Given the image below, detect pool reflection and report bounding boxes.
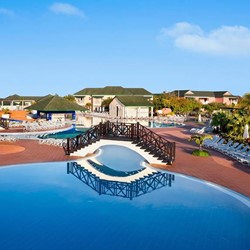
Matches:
[67,162,175,200]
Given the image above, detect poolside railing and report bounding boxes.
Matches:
[63,121,176,164]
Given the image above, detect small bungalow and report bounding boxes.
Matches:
[25,95,86,121]
[109,96,153,119]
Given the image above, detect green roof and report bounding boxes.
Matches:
[74,86,152,96]
[115,96,153,107]
[25,95,87,111]
[125,88,152,95]
[4,94,43,101]
[172,90,237,98]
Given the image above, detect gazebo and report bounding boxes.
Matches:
[25,95,86,121]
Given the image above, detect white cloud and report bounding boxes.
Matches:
[49,2,85,18]
[0,8,15,16]
[160,22,250,56]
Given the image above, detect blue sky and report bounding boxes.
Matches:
[0,0,250,97]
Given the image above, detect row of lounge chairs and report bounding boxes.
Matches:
[0,135,17,142]
[38,138,65,147]
[23,120,65,131]
[203,135,250,166]
[84,112,187,124]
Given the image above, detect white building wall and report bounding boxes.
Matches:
[109,98,150,118]
[109,98,124,117]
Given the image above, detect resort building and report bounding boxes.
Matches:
[0,94,43,110]
[171,90,239,105]
[109,96,153,119]
[25,95,86,121]
[74,86,153,112]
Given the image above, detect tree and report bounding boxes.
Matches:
[85,102,92,110]
[226,112,250,141]
[101,97,113,111]
[238,92,250,114]
[64,94,76,102]
[211,111,229,133]
[202,102,226,115]
[153,94,166,111]
[153,93,201,115]
[189,134,213,151]
[210,109,250,141]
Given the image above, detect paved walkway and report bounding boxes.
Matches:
[0,126,249,197]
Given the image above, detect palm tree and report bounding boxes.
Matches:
[189,134,213,151]
[211,111,229,133]
[226,112,250,141]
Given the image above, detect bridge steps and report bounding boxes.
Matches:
[71,139,166,165]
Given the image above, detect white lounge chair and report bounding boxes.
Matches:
[190,126,206,134]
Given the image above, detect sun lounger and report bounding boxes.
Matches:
[204,135,221,148]
[217,140,234,152]
[190,126,206,134]
[224,142,242,155]
[209,138,225,149]
[229,145,250,159]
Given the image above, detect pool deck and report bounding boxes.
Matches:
[0,125,249,197]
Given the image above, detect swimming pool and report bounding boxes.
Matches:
[43,127,88,139]
[0,147,249,249]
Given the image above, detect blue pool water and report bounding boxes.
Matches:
[44,127,88,139]
[0,149,249,249]
[148,121,183,128]
[96,145,146,172]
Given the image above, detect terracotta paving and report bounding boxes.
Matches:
[152,127,250,198]
[0,126,249,198]
[0,140,79,166]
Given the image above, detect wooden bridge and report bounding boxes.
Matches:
[63,121,176,165]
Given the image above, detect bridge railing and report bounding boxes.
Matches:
[63,121,175,164]
[0,118,9,129]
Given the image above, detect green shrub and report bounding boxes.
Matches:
[191,149,210,157]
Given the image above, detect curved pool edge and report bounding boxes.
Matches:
[1,160,249,206]
[157,169,250,207]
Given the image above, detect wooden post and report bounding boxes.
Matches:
[136,122,140,140]
[66,138,70,155]
[131,123,134,139]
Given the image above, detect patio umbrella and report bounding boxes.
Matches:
[198,114,202,123]
[243,124,249,139]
